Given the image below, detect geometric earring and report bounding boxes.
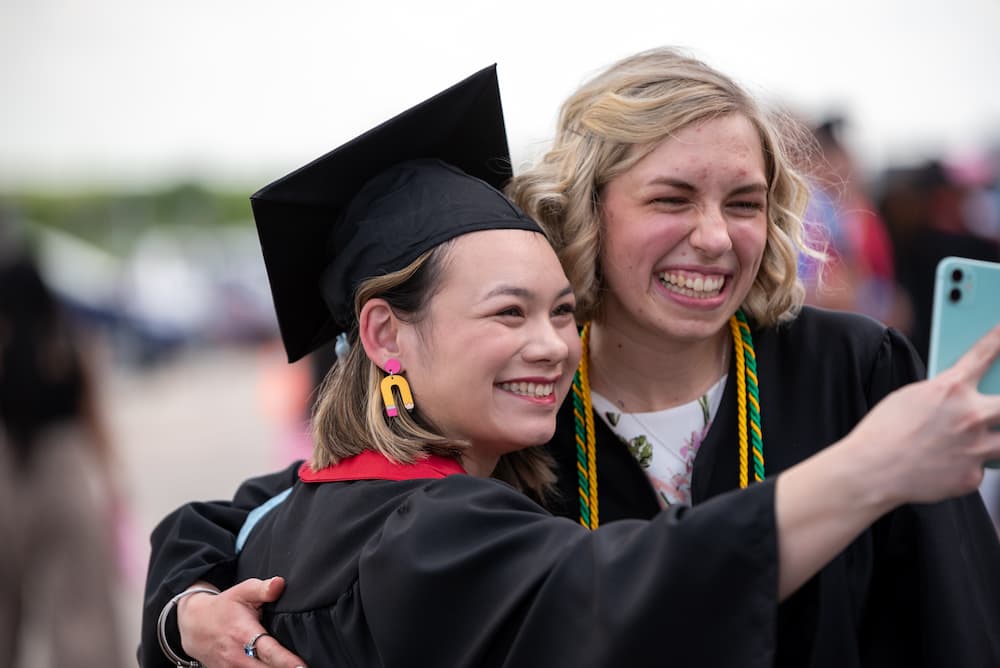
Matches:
[379,358,415,417]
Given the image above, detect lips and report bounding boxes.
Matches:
[497,380,556,398]
[658,270,726,299]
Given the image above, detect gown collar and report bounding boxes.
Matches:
[299,450,466,483]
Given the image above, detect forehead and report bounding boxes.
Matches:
[633,114,766,180]
[436,229,567,293]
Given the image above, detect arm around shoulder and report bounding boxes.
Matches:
[139,461,302,667]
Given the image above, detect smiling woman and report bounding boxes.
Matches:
[392,229,578,476]
[598,114,769,367]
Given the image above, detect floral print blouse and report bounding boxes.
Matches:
[591,374,727,507]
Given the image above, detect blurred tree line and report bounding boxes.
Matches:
[5,182,254,254]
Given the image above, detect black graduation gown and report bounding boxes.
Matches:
[226,457,778,667]
[546,306,1000,666]
[139,306,1000,667]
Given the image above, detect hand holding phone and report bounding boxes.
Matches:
[927,257,1000,468]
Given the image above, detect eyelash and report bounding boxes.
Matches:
[553,303,576,317]
[495,303,576,318]
[653,198,764,213]
[654,197,687,206]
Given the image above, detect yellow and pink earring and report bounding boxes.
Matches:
[380,358,414,417]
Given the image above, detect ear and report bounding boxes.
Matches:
[358,298,402,371]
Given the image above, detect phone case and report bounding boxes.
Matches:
[927,256,1000,467]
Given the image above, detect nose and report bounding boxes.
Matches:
[523,318,573,366]
[689,205,733,257]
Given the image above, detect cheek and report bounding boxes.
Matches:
[564,332,583,369]
[734,222,768,270]
[600,224,645,284]
[599,205,637,263]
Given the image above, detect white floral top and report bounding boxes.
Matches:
[591,375,727,507]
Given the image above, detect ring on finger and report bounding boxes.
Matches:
[244,632,272,659]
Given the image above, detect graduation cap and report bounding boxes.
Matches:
[251,65,542,362]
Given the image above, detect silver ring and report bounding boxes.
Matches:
[244,632,271,659]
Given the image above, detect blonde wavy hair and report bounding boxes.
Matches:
[507,47,821,326]
[310,243,557,502]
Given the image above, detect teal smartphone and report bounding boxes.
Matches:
[927,256,1000,468]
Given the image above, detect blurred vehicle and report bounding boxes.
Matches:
[34,223,277,368]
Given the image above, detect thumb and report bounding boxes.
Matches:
[224,576,286,608]
[261,575,287,602]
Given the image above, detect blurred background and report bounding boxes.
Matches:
[2,0,999,664]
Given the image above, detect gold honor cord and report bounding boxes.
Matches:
[573,311,764,529]
[573,322,599,529]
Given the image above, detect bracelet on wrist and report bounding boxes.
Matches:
[156,586,220,667]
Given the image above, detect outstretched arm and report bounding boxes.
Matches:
[774,323,1000,599]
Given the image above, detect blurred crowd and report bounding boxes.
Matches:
[800,116,1000,362]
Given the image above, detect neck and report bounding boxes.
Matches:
[460,452,499,478]
[587,318,730,413]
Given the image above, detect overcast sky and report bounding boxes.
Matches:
[3,0,1000,190]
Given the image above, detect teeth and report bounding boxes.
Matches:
[499,381,555,397]
[659,271,725,298]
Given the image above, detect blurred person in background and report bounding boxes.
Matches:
[799,116,911,330]
[0,227,125,667]
[949,149,1000,244]
[880,161,1000,362]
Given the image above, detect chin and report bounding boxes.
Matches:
[660,316,730,342]
[501,427,557,453]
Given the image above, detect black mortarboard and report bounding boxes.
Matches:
[250,65,543,362]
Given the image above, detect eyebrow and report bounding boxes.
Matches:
[648,177,768,196]
[483,284,575,300]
